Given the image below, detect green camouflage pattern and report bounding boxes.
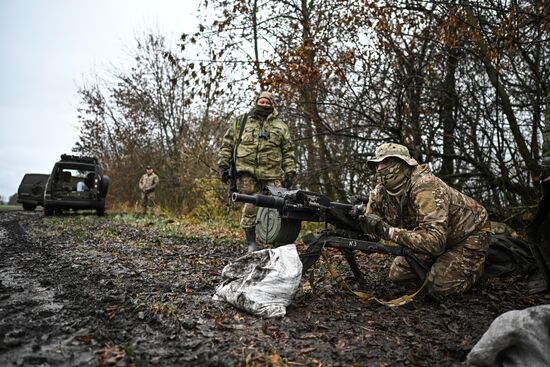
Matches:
[236,175,281,229]
[366,163,490,295]
[218,110,296,180]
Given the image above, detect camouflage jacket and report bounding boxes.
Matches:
[366,164,488,256]
[139,173,159,193]
[217,109,296,180]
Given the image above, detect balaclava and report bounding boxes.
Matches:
[378,159,413,196]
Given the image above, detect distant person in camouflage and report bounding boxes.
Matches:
[218,91,296,252]
[361,143,490,296]
[139,166,159,215]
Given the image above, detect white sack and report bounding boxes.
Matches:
[213,244,302,318]
[466,305,550,367]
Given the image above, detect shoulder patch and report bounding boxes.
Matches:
[415,190,437,215]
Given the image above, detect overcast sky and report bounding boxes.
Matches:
[0,0,199,200]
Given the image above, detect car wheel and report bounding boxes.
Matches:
[100,176,110,197]
[96,207,105,216]
[22,203,36,211]
[44,205,54,216]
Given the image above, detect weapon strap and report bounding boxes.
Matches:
[311,250,428,307]
[231,113,249,168]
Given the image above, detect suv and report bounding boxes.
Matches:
[43,154,110,216]
[17,173,49,211]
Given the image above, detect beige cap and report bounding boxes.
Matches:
[367,143,418,169]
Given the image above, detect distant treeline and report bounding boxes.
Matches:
[74,1,550,218]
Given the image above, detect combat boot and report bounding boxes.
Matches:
[245,227,257,253]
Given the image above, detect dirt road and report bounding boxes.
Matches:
[1,209,549,366]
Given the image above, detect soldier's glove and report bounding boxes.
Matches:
[541,157,550,181]
[360,213,392,240]
[220,167,230,184]
[282,172,295,189]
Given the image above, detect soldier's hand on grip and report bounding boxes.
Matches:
[220,167,230,184]
[360,213,392,240]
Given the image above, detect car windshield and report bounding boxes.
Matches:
[54,164,96,192]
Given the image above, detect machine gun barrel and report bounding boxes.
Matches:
[231,192,286,210]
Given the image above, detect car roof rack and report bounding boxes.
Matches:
[60,154,99,164]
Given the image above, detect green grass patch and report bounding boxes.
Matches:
[0,205,22,211]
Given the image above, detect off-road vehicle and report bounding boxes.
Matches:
[43,154,110,216]
[17,173,49,211]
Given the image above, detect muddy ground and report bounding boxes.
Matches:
[1,209,549,366]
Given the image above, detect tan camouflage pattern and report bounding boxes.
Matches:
[139,173,159,192]
[366,163,490,295]
[140,192,156,215]
[218,110,296,180]
[139,173,159,215]
[367,142,418,168]
[389,233,489,296]
[490,221,515,236]
[236,174,281,228]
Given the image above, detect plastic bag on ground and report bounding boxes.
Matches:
[213,244,302,318]
[466,305,550,367]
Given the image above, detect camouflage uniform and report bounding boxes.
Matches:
[218,96,296,229]
[366,146,490,296]
[237,175,281,228]
[139,172,159,215]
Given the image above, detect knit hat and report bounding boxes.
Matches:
[256,91,274,105]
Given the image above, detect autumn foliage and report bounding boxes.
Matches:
[75,1,550,218]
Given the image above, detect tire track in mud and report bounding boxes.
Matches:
[0,211,236,367]
[0,211,97,366]
[2,210,550,366]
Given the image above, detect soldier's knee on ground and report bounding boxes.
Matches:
[426,275,471,296]
[388,256,417,282]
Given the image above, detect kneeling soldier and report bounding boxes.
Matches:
[362,143,490,296]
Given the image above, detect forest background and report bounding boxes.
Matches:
[73,0,550,225]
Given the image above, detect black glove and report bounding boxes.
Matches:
[282,172,295,189]
[360,213,392,240]
[220,167,230,184]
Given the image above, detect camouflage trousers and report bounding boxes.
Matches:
[236,174,281,229]
[140,191,156,215]
[389,232,490,296]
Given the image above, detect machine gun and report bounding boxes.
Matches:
[231,186,429,287]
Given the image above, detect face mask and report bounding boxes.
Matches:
[254,105,274,118]
[378,160,411,193]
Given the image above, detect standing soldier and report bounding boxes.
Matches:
[139,166,159,215]
[361,143,491,297]
[218,91,296,253]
